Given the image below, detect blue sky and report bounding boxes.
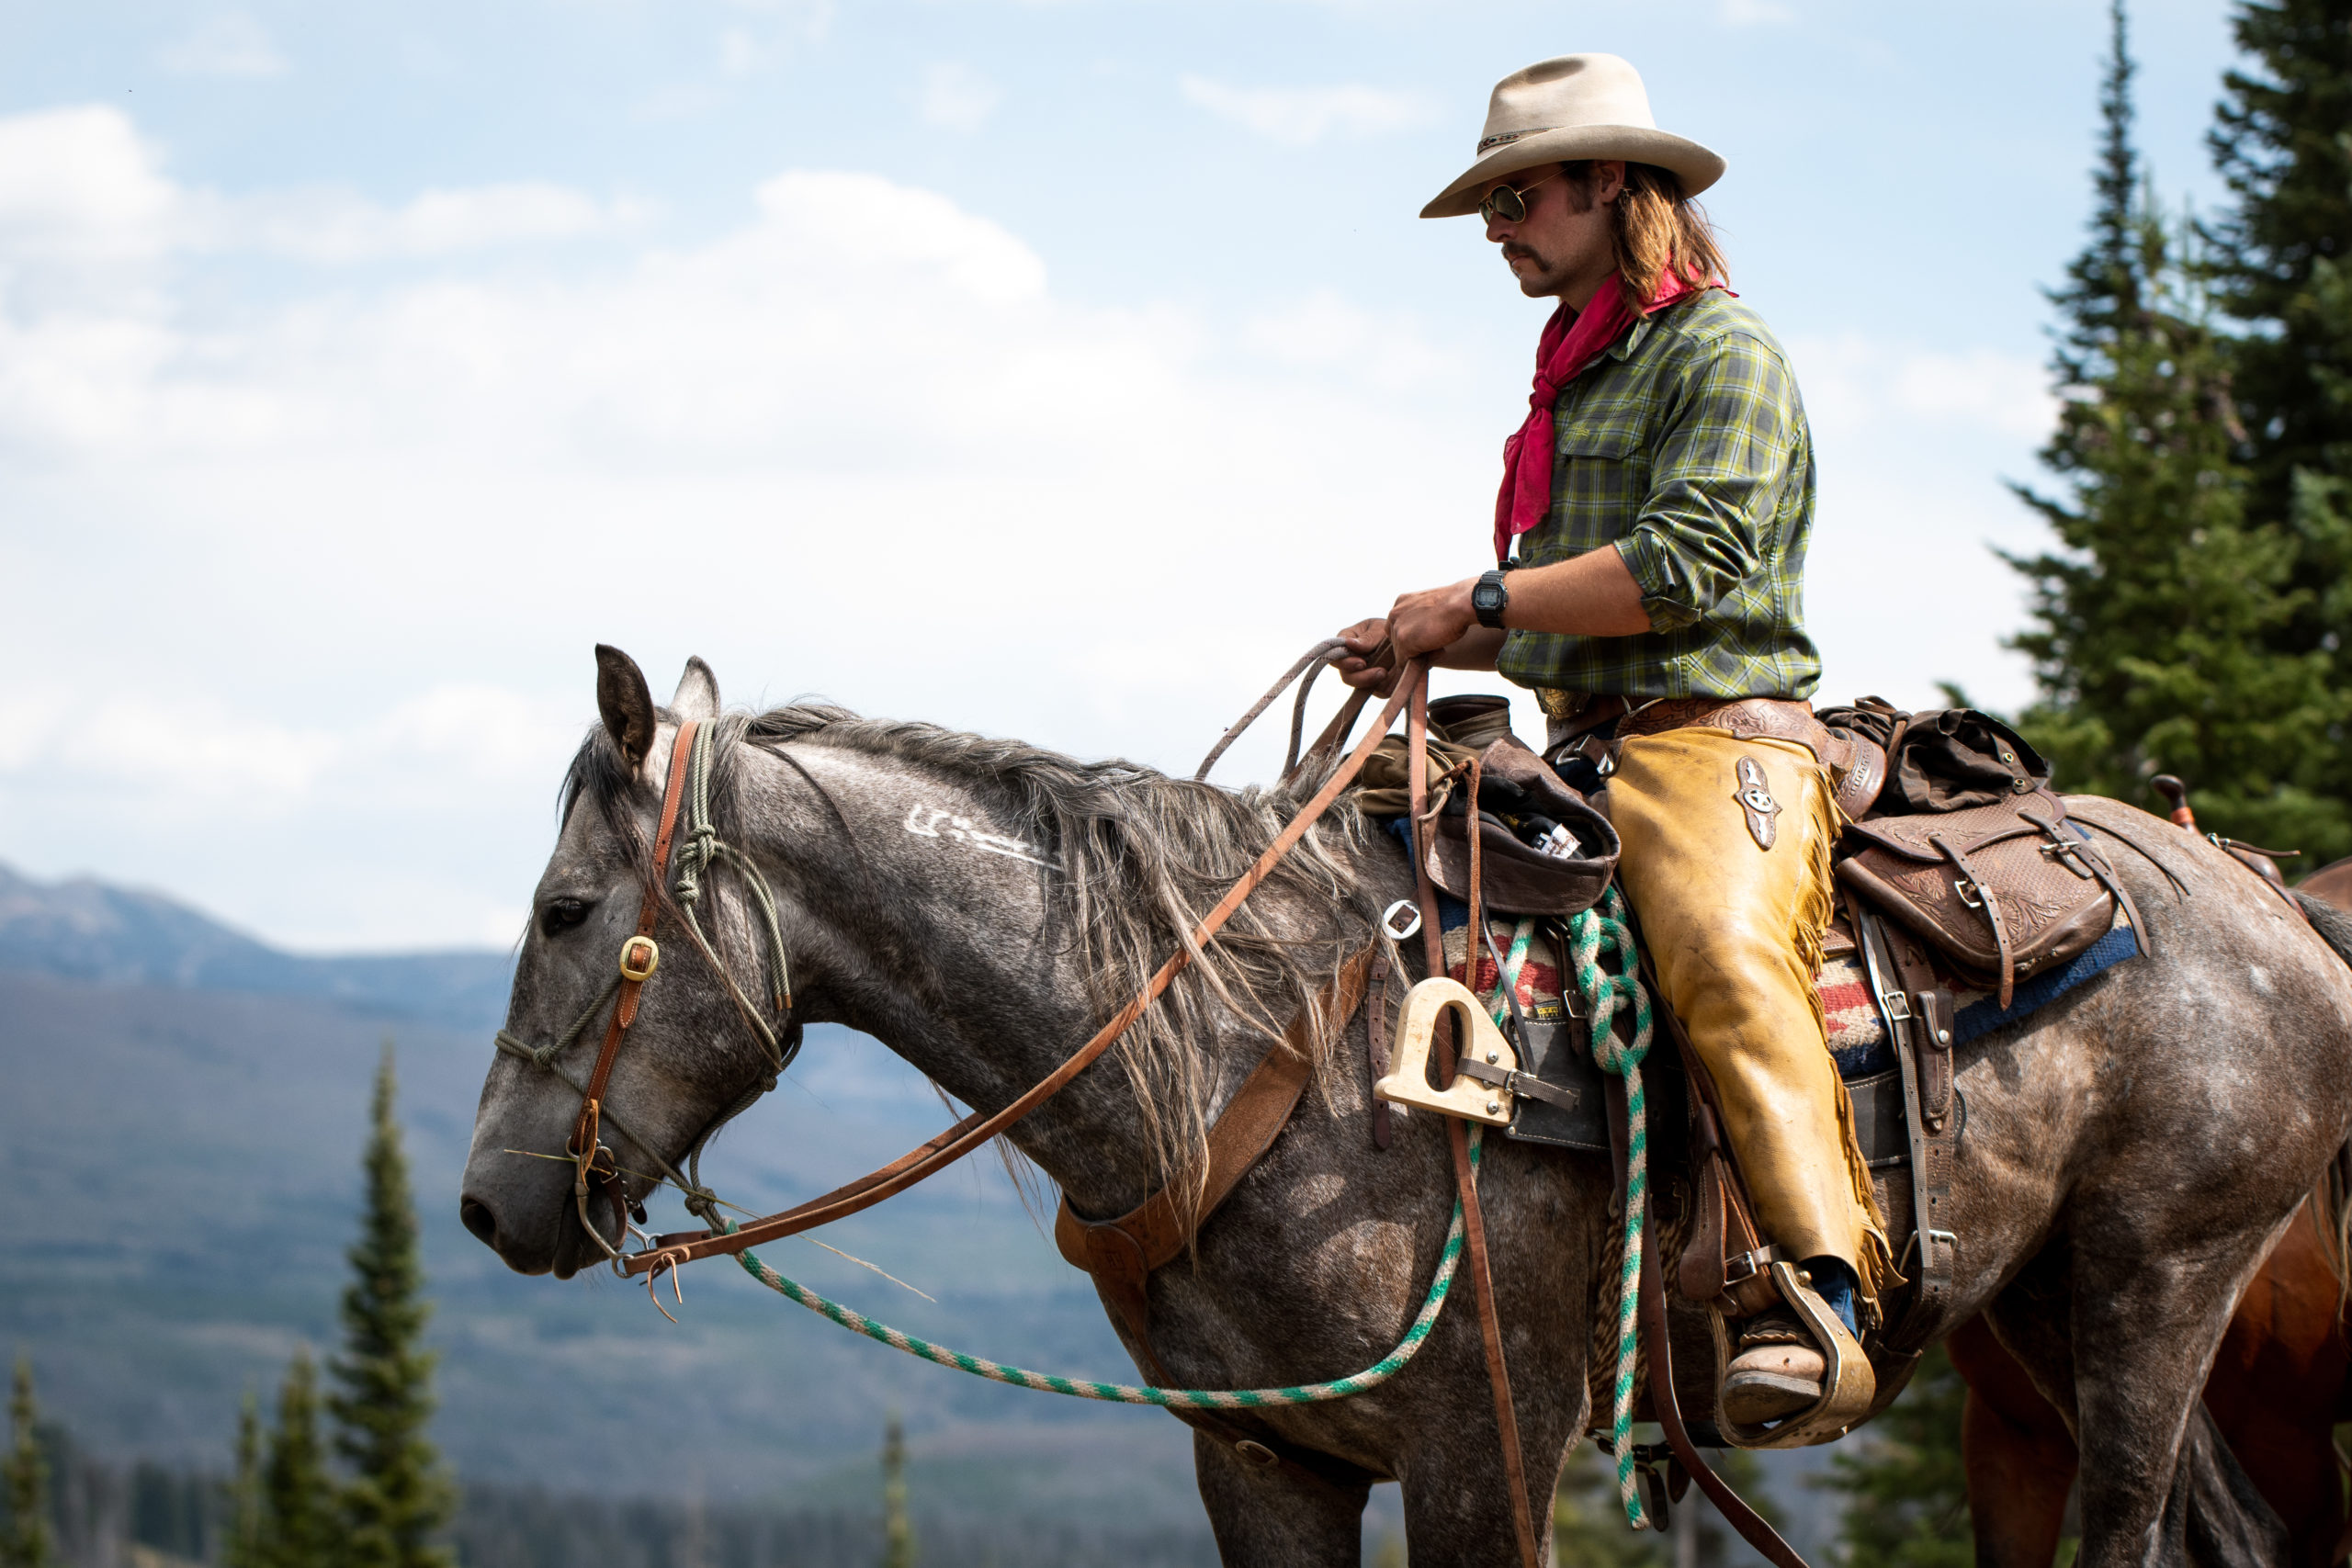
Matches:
[0,0,2246,949]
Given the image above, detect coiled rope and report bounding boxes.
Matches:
[1569,886,1657,1529]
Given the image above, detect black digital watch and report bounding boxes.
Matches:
[1471,567,1511,630]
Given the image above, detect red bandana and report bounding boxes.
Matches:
[1493,271,1716,563]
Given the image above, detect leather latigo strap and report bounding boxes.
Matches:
[1053,947,1378,1332]
[628,664,1432,1278]
[1364,946,1394,1150]
[1624,1087,1815,1568]
[1847,895,1957,1350]
[1409,686,1542,1568]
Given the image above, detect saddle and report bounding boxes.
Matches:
[1368,693,2160,1450]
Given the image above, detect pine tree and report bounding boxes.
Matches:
[1,1357,54,1568]
[2209,0,2352,520]
[880,1414,915,1568]
[262,1352,337,1568]
[2006,0,2351,857]
[2206,0,2352,850]
[1817,1344,1971,1568]
[222,1391,266,1568]
[328,1044,455,1568]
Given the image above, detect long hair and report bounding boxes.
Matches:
[1564,159,1729,308]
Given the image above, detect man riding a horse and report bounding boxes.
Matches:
[1338,52,1890,1426]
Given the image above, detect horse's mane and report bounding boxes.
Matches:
[561,702,1379,1215]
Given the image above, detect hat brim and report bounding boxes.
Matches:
[1419,125,1725,218]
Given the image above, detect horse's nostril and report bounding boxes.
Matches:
[459,1196,500,1248]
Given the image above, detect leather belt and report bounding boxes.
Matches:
[1618,695,1829,752]
[1543,692,1836,776]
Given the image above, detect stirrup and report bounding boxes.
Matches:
[1706,1260,1874,1449]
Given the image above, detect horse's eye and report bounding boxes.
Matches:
[540,897,595,938]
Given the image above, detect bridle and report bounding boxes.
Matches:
[493,716,802,1268]
[492,654,1426,1285]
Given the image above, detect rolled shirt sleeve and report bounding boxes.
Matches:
[1612,333,1800,633]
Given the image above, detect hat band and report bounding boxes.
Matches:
[1476,127,1552,154]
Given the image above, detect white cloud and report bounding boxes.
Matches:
[1792,335,2055,444]
[1242,291,1465,393]
[1179,76,1432,146]
[0,105,1491,946]
[0,107,178,263]
[719,28,769,78]
[0,107,638,279]
[917,63,1001,133]
[217,183,646,261]
[158,14,289,79]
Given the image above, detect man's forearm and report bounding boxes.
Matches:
[1434,626,1506,670]
[1502,545,1652,637]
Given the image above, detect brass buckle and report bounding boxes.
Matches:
[618,935,661,982]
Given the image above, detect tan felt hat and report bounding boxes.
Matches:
[1421,53,1725,219]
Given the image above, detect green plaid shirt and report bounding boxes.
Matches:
[1496,288,1822,703]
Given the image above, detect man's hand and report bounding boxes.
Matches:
[1335,617,1396,694]
[1336,581,1506,694]
[1388,578,1481,660]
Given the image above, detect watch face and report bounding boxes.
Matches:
[1474,581,1505,611]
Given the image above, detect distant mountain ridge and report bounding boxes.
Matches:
[0,861,514,1031]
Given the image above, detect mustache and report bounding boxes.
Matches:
[1501,243,1539,263]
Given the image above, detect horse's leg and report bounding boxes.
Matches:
[1393,1438,1563,1568]
[1949,1314,2079,1568]
[2061,1237,2291,1566]
[1193,1431,1370,1568]
[2199,1205,2352,1568]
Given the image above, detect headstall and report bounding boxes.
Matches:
[493,716,800,1269]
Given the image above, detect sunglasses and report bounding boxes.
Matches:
[1479,167,1562,224]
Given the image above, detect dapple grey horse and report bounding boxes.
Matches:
[461,650,2352,1566]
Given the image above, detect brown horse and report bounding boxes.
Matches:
[1956,853,2352,1568]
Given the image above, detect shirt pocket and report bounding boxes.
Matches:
[1544,421,1651,549]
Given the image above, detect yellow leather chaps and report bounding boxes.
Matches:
[1609,728,1893,1304]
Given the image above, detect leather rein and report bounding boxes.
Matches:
[501,665,1430,1286]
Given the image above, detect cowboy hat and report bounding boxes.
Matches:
[1421,54,1724,219]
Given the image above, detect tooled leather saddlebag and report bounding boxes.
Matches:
[1834,789,2139,1010]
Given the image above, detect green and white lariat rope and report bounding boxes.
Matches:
[738,1137,1477,1409]
[1570,886,1658,1529]
[725,900,1652,1504]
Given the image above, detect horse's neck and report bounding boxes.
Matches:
[754,744,1200,1212]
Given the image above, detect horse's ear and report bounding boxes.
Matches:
[594,645,658,771]
[670,656,720,724]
